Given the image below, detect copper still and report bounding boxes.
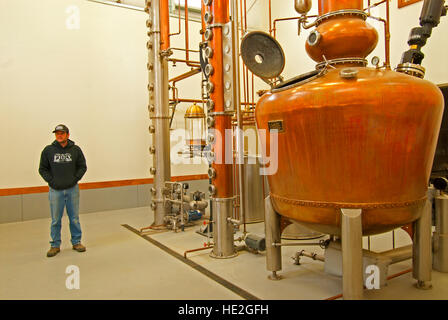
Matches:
[255,0,444,236]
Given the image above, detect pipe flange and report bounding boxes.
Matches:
[316,9,368,26]
[206,116,215,128]
[204,29,213,41]
[339,68,359,79]
[204,47,213,59]
[206,99,215,111]
[316,58,367,70]
[205,64,214,76]
[395,63,426,79]
[207,167,216,179]
[204,11,213,24]
[208,185,217,196]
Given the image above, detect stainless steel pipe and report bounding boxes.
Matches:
[210,198,238,259]
[434,194,448,272]
[149,0,171,226]
[231,0,246,232]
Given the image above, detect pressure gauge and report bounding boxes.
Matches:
[371,56,380,67]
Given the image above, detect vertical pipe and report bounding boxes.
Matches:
[384,0,391,69]
[231,0,246,234]
[210,0,232,199]
[201,0,206,41]
[265,196,282,280]
[341,208,364,300]
[269,0,272,35]
[149,0,171,226]
[160,0,170,50]
[207,0,236,259]
[413,200,433,289]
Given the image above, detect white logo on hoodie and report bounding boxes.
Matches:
[54,153,73,163]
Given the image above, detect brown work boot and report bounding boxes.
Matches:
[47,247,60,257]
[72,243,86,252]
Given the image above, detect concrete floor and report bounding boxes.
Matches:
[1,207,448,300]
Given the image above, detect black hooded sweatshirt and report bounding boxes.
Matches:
[39,139,87,190]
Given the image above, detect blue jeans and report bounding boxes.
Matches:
[49,184,82,248]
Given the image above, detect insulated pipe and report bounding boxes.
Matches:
[148,0,171,226]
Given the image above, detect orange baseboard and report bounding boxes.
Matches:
[0,174,208,196]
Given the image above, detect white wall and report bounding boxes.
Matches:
[0,0,268,189]
[272,0,448,84]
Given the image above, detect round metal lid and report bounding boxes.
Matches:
[240,31,285,79]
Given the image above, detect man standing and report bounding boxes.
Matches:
[39,124,87,257]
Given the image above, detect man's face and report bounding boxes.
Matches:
[55,131,69,144]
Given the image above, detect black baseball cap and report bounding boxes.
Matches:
[52,124,69,133]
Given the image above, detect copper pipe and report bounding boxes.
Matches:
[273,17,301,39]
[182,0,201,68]
[364,1,390,69]
[183,245,214,258]
[243,0,247,31]
[251,72,254,111]
[168,58,201,67]
[385,0,391,69]
[169,68,201,83]
[160,0,170,50]
[364,0,387,11]
[387,268,412,280]
[201,0,206,41]
[170,98,203,104]
[269,0,272,35]
[170,98,254,105]
[325,268,412,300]
[325,293,343,300]
[170,47,200,53]
[210,0,233,198]
[169,1,182,37]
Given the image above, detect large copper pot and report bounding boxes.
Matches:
[255,0,444,236]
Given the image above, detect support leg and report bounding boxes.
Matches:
[413,200,433,289]
[434,194,448,272]
[341,208,363,300]
[265,196,282,280]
